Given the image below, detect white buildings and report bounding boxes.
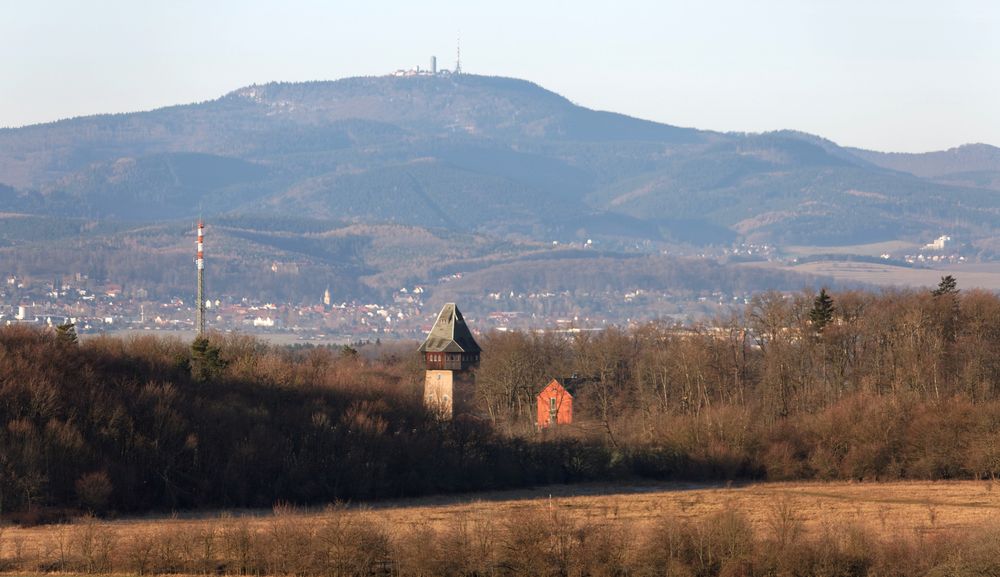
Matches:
[924,235,952,251]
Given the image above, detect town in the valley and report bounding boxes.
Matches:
[0,231,972,342]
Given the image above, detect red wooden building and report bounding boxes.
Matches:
[536,378,573,428]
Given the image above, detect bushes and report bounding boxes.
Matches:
[745,396,1000,482]
[5,499,1000,576]
[641,510,754,577]
[74,472,113,514]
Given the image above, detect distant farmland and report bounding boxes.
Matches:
[766,260,1000,290]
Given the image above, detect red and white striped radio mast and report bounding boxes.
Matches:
[196,221,205,337]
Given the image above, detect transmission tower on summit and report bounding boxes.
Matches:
[195,221,206,336]
[455,34,462,74]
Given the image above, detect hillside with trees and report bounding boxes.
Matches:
[850,142,1000,190]
[0,214,828,306]
[2,283,999,518]
[2,74,998,308]
[0,74,997,249]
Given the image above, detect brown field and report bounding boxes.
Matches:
[774,260,1000,290]
[363,480,1000,535]
[6,481,1000,576]
[5,480,1000,553]
[782,240,920,258]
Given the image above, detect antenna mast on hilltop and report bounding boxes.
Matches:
[455,32,462,74]
[195,220,205,337]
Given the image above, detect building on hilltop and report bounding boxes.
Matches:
[924,235,952,251]
[418,303,480,419]
[536,378,574,428]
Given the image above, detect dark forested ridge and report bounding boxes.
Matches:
[850,142,1000,182]
[3,285,1000,519]
[1,74,998,306]
[0,74,997,248]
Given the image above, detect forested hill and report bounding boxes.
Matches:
[849,143,1000,191]
[0,74,997,248]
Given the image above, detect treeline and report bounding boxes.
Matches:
[3,505,1000,577]
[476,280,1000,480]
[0,328,615,518]
[2,281,1000,518]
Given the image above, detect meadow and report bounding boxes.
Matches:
[785,260,1000,291]
[3,481,1000,576]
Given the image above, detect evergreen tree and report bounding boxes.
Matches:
[809,288,835,332]
[932,275,959,297]
[932,275,960,343]
[190,336,226,382]
[55,321,78,346]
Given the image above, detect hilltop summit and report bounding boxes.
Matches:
[0,74,996,247]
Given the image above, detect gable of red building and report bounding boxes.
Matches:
[536,378,573,428]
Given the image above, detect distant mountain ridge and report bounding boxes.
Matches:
[0,74,997,251]
[849,143,1000,192]
[849,143,1000,178]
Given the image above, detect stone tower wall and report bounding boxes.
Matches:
[424,369,454,419]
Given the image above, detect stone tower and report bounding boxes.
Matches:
[417,303,480,419]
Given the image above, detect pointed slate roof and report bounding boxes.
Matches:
[418,303,481,354]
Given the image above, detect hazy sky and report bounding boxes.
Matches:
[3,0,997,152]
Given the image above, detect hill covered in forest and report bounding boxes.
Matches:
[0,74,997,304]
[1,74,996,247]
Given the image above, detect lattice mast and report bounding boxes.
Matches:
[195,221,205,337]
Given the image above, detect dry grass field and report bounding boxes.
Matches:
[5,480,1000,553]
[782,241,921,258]
[6,481,1000,576]
[362,480,1000,535]
[777,260,1000,290]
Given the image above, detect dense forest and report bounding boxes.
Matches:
[2,280,1000,519]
